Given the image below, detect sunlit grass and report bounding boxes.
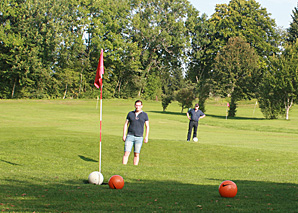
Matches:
[0,99,297,212]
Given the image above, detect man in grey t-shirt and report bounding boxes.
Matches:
[122,100,149,165]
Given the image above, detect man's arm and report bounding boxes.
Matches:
[186,112,191,120]
[144,121,149,143]
[122,120,129,142]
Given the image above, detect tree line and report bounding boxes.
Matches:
[1,0,298,119]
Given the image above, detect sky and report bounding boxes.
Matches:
[188,0,297,28]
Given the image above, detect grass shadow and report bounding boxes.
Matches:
[1,178,297,212]
[148,111,185,116]
[149,111,264,121]
[78,155,98,162]
[0,159,20,166]
[207,114,265,121]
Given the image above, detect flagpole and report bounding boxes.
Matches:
[253,101,257,116]
[99,84,102,173]
[226,102,230,120]
[94,48,104,174]
[98,49,104,173]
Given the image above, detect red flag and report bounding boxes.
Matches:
[94,49,104,89]
[227,102,230,108]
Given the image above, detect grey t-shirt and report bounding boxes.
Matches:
[188,108,205,122]
[126,111,149,137]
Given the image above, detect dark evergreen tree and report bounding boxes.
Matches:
[287,4,298,43]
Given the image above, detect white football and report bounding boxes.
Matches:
[193,137,198,142]
[88,171,104,185]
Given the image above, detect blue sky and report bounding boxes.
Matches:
[188,0,297,28]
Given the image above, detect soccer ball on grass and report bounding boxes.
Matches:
[88,171,104,185]
[108,175,124,189]
[218,180,237,198]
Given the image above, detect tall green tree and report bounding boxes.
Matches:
[186,0,279,112]
[0,0,45,98]
[143,73,162,100]
[129,0,195,99]
[185,10,214,113]
[0,0,89,99]
[52,0,89,99]
[87,0,142,98]
[175,82,196,113]
[258,41,298,120]
[161,66,185,111]
[213,37,259,117]
[257,69,284,119]
[209,0,279,59]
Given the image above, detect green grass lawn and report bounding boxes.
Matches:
[0,99,297,212]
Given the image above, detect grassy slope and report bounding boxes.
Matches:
[0,99,297,212]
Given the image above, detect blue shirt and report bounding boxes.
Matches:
[126,111,149,137]
[188,108,205,122]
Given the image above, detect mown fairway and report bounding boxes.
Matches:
[0,99,297,212]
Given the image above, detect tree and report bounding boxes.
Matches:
[209,0,279,62]
[53,0,89,99]
[257,70,284,119]
[143,73,162,100]
[0,0,215,100]
[0,0,89,99]
[258,41,298,120]
[161,94,173,112]
[160,66,185,111]
[175,83,196,113]
[287,5,298,43]
[0,0,49,98]
[86,0,142,99]
[1,0,283,102]
[185,10,214,113]
[213,37,259,117]
[198,0,280,114]
[129,0,196,99]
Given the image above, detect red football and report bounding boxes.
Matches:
[218,180,237,198]
[108,175,124,189]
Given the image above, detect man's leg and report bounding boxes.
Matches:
[187,121,194,141]
[193,121,198,138]
[133,137,143,165]
[123,135,133,164]
[133,153,139,165]
[122,151,130,164]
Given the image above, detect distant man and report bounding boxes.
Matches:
[122,100,149,165]
[186,103,205,141]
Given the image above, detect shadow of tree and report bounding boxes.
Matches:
[149,111,185,116]
[207,114,265,121]
[1,178,297,212]
[149,110,265,121]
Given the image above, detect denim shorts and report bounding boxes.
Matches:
[124,135,143,153]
